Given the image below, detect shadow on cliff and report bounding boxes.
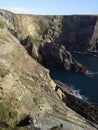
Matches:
[55,15,98,52]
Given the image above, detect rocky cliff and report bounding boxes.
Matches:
[0,9,98,130]
[0,9,90,73]
[0,28,98,130]
[0,9,98,53]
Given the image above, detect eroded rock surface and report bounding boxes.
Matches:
[38,42,87,73]
[0,9,98,130]
[0,9,97,73]
[0,29,98,130]
[55,80,98,126]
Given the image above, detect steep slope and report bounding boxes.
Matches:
[0,9,88,73]
[0,29,98,130]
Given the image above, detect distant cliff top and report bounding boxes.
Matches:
[0,9,98,52]
[0,9,98,130]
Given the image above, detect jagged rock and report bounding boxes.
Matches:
[0,9,98,130]
[38,43,87,73]
[55,88,65,100]
[0,28,98,130]
[54,80,98,127]
[0,9,88,74]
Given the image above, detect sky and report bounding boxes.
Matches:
[0,0,98,15]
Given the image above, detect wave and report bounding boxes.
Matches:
[68,85,88,101]
[86,70,98,77]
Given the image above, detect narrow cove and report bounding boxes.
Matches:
[48,53,98,105]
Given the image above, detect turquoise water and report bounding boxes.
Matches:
[49,53,98,105]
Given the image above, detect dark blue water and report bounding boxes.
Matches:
[49,53,98,105]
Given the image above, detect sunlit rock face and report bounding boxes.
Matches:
[0,27,97,130]
[0,9,98,130]
[1,9,98,67]
[1,9,98,52]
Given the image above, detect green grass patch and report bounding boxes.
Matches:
[19,76,36,94]
[0,102,17,129]
[0,20,4,29]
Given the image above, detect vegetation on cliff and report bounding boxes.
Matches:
[0,27,97,130]
[0,20,4,29]
[0,9,98,130]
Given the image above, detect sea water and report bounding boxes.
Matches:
[49,53,98,105]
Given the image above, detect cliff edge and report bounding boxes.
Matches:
[0,28,98,130]
[0,9,98,130]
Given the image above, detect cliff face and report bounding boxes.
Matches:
[57,16,98,52]
[0,28,97,130]
[0,9,89,73]
[0,9,98,52]
[0,9,98,130]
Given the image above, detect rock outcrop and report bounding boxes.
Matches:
[55,80,98,126]
[0,9,98,130]
[38,42,87,73]
[0,28,98,130]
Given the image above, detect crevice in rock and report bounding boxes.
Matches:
[16,115,33,127]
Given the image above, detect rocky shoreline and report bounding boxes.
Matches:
[0,9,98,130]
[54,80,98,127]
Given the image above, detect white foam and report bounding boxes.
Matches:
[72,89,83,99]
[86,70,98,77]
[68,85,88,100]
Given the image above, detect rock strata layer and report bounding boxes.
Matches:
[0,9,98,130]
[1,9,98,73]
[0,28,98,130]
[55,80,98,126]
